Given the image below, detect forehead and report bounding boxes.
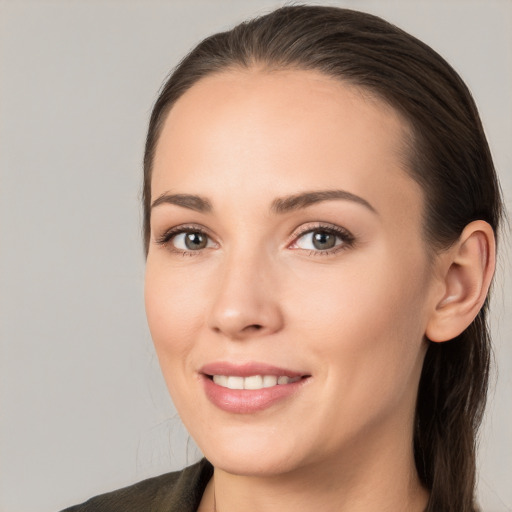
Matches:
[151,68,423,226]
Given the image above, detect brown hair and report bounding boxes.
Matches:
[142,5,504,511]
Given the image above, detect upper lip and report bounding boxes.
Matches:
[200,361,308,378]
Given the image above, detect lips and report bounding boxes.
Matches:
[200,362,310,413]
[200,361,305,378]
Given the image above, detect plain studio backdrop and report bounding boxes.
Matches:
[0,1,510,511]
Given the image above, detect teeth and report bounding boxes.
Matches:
[213,375,228,387]
[226,376,244,390]
[244,375,263,390]
[263,375,278,388]
[212,375,301,390]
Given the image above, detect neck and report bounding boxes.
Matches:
[203,416,429,512]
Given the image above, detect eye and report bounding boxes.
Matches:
[172,231,211,250]
[155,225,216,253]
[290,225,354,253]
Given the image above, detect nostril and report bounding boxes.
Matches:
[244,324,263,331]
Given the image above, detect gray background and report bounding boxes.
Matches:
[0,1,510,511]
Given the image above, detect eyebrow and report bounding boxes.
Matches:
[151,193,212,213]
[271,190,377,215]
[151,189,376,215]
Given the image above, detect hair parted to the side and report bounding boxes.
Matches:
[142,5,504,511]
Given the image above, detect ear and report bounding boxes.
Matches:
[426,220,496,343]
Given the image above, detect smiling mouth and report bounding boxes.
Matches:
[201,366,311,412]
[208,374,303,390]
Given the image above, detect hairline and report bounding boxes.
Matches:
[144,63,434,258]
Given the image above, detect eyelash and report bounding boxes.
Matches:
[154,222,355,256]
[290,223,355,256]
[155,224,214,256]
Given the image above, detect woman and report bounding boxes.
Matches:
[63,5,503,512]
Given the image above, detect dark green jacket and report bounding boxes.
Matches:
[61,459,213,512]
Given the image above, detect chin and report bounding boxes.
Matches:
[205,449,300,477]
[194,426,308,477]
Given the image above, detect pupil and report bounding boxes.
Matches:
[185,232,206,250]
[313,231,335,250]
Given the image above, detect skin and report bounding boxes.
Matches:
[144,69,493,511]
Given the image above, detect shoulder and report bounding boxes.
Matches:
[60,458,213,512]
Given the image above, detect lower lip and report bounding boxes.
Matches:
[202,375,308,413]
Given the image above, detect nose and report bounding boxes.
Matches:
[206,251,284,341]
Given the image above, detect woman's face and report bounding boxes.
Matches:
[145,69,439,476]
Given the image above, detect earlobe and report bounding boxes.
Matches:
[426,220,496,343]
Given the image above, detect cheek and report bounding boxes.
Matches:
[290,247,426,334]
[144,258,205,369]
[288,250,429,398]
[144,259,214,425]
